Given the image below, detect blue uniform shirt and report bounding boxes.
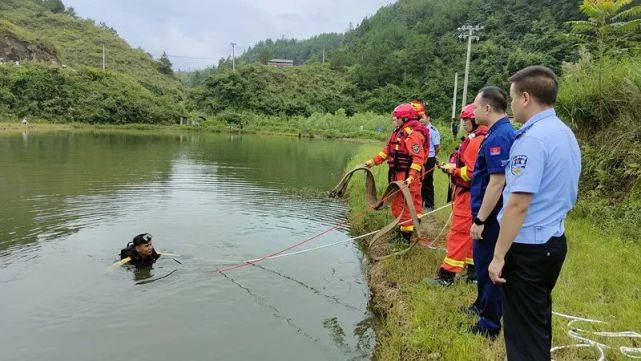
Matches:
[427,123,440,158]
[471,117,516,218]
[499,108,581,244]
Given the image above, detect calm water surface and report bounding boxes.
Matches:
[0,130,374,361]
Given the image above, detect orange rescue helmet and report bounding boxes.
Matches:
[410,99,427,117]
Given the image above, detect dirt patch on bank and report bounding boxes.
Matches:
[365,216,445,317]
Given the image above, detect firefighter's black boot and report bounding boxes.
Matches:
[465,264,477,284]
[423,267,455,287]
[400,230,412,245]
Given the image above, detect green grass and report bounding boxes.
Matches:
[344,140,641,360]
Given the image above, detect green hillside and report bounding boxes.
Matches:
[239,33,344,65]
[0,0,183,96]
[193,0,584,118]
[336,0,583,115]
[0,0,186,123]
[193,63,356,116]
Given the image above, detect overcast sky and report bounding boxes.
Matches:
[62,0,394,70]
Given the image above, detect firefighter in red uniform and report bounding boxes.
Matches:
[364,103,430,242]
[426,104,488,286]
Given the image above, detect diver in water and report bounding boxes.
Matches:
[119,233,161,267]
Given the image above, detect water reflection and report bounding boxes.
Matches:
[0,130,374,361]
[0,131,180,250]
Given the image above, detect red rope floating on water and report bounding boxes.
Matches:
[217,164,439,273]
[216,220,348,273]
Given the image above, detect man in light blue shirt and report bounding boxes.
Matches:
[489,66,581,360]
[420,112,440,210]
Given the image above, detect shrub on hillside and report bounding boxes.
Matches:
[0,63,184,123]
[197,63,357,117]
[558,56,641,129]
[558,56,641,238]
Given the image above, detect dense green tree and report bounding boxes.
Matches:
[240,33,343,65]
[157,52,174,75]
[196,64,356,116]
[64,6,76,17]
[259,48,271,65]
[569,0,641,57]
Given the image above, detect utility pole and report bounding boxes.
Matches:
[451,72,460,138]
[457,24,483,107]
[102,44,106,71]
[451,72,458,120]
[322,45,325,64]
[230,42,237,73]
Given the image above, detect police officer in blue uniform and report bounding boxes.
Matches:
[489,66,581,360]
[468,86,516,338]
[421,112,441,210]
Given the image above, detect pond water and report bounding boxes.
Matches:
[0,130,375,361]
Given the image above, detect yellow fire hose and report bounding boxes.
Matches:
[329,165,427,261]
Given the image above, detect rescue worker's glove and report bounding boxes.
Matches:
[404,176,414,186]
[364,159,375,168]
[439,163,456,175]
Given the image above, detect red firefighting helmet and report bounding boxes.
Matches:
[460,104,476,120]
[392,103,421,121]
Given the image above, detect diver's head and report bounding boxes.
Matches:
[133,233,154,258]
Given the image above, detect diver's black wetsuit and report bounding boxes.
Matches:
[119,245,160,267]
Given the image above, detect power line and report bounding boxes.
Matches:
[457,24,484,108]
[160,54,220,61]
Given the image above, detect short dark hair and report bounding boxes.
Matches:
[478,86,508,113]
[508,66,558,105]
[133,233,152,246]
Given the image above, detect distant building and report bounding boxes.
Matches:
[267,59,294,67]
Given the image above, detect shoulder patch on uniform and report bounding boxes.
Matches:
[511,155,528,175]
[412,144,420,154]
[489,146,502,156]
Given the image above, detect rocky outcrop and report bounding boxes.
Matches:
[0,26,59,64]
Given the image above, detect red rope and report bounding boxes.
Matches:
[217,221,347,273]
[216,164,438,273]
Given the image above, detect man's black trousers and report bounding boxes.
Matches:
[421,157,437,209]
[501,234,567,361]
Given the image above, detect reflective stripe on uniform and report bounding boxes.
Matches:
[444,257,465,268]
[378,151,388,159]
[400,225,414,232]
[410,163,422,171]
[460,166,471,181]
[465,258,474,265]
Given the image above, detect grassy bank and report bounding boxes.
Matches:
[0,111,400,141]
[345,143,641,361]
